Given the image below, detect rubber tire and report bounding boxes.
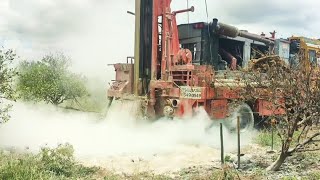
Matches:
[224,103,254,133]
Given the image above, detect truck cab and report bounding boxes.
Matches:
[177,22,289,70]
[289,36,320,69]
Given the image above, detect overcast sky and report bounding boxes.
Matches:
[0,0,319,78]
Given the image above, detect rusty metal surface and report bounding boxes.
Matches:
[106,0,286,122]
[134,0,141,96]
[255,99,286,116]
[219,48,237,70]
[211,99,228,119]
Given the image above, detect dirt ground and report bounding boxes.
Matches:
[79,143,260,176]
[1,102,319,179]
[81,142,320,179]
[80,144,221,175]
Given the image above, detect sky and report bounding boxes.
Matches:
[0,0,319,78]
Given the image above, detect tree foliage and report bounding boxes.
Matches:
[17,54,88,105]
[242,56,320,171]
[0,48,17,123]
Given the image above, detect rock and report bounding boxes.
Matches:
[240,154,253,164]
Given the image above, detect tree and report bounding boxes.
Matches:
[17,53,88,105]
[242,56,320,171]
[0,48,17,123]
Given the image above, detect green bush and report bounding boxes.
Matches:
[0,154,53,180]
[0,144,98,180]
[40,143,76,177]
[17,54,88,105]
[224,155,232,162]
[0,48,17,123]
[40,143,97,178]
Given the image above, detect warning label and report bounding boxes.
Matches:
[180,86,202,99]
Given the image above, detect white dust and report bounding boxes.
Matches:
[0,101,256,159]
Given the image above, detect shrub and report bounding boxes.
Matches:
[0,155,51,180]
[0,144,98,180]
[17,53,88,105]
[40,143,98,178]
[40,143,76,177]
[0,48,17,123]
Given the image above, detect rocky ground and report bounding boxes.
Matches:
[1,102,319,179]
[83,143,320,179]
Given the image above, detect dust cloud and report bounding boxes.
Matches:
[0,100,256,159]
[0,1,258,173]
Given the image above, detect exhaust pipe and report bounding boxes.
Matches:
[211,18,275,45]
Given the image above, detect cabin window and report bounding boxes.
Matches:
[181,42,201,64]
[309,50,316,65]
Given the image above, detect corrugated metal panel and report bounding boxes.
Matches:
[275,39,290,64]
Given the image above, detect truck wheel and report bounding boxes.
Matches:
[224,103,254,133]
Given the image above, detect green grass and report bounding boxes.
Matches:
[304,171,320,180]
[281,177,299,180]
[0,144,174,180]
[0,144,98,180]
[255,129,282,148]
[178,166,243,180]
[127,172,172,180]
[0,136,317,180]
[255,129,303,149]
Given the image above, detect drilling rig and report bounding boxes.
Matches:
[107,0,286,131]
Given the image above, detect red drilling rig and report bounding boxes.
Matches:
[107,0,285,131]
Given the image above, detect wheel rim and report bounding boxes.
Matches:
[238,104,254,132]
[224,103,254,133]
